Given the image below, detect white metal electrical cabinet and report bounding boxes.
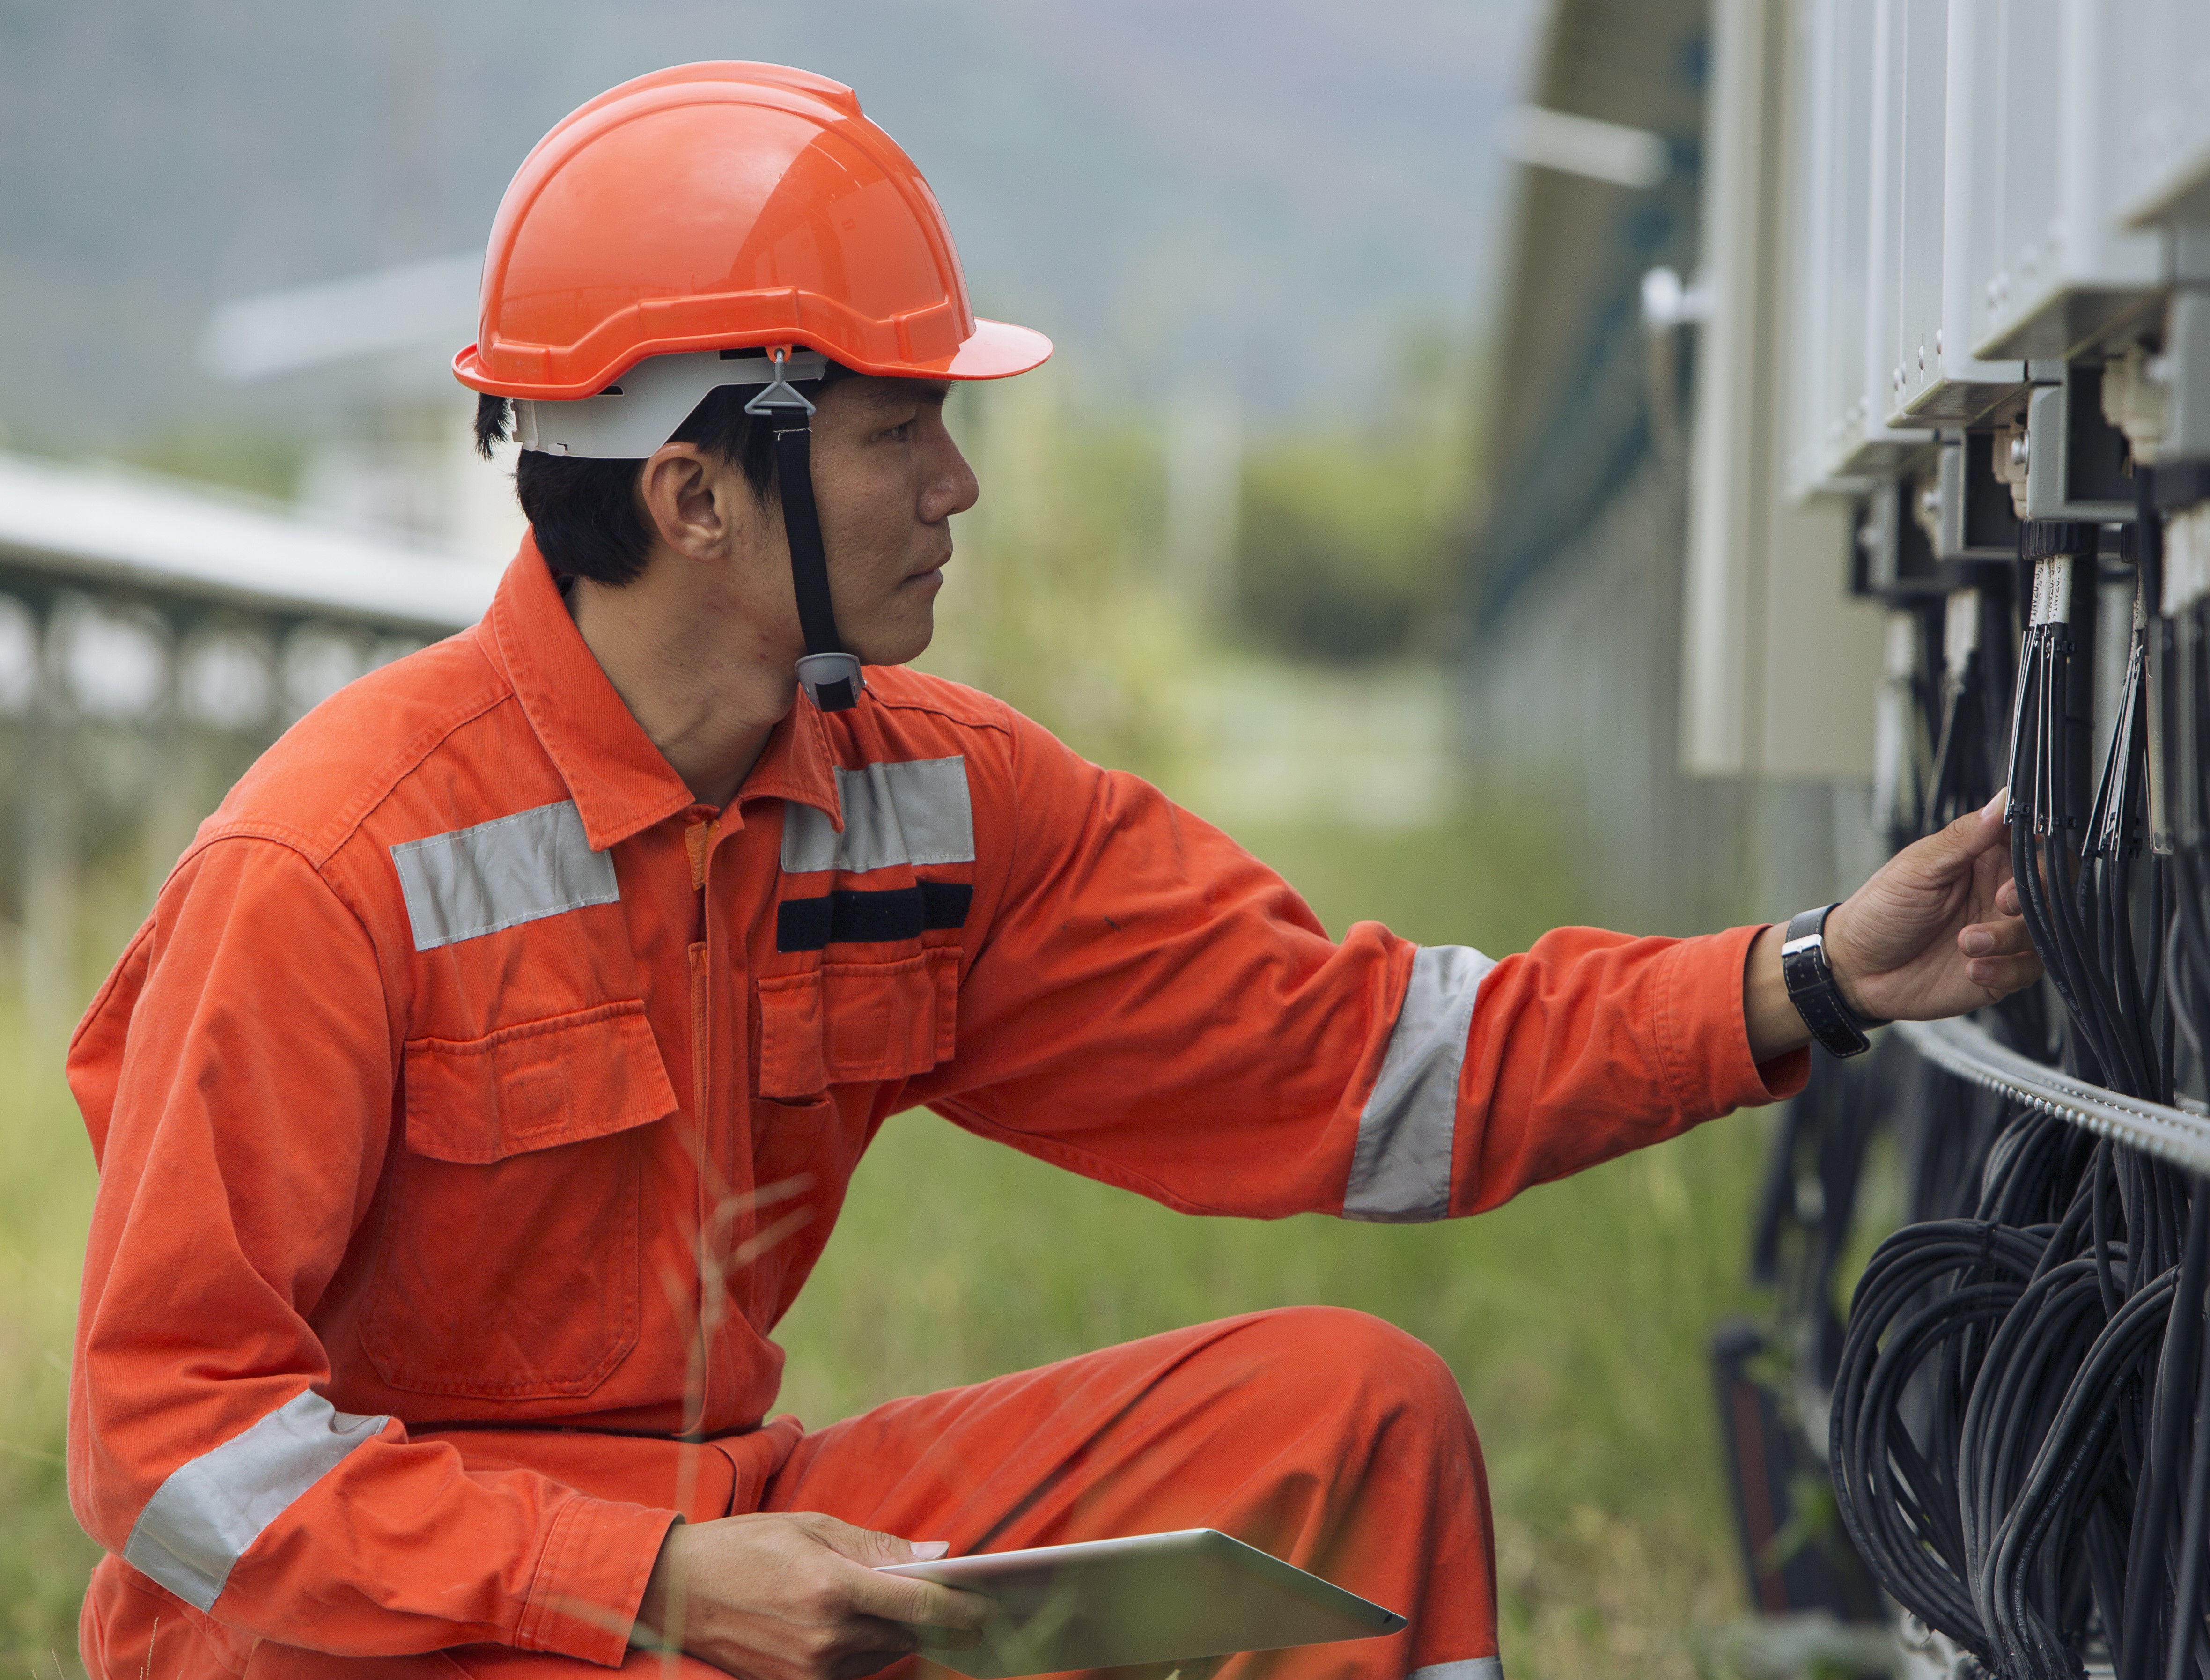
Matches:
[1686,0,1883,780]
[1961,0,2059,358]
[1893,0,2028,425]
[1886,0,1952,427]
[1971,0,2161,356]
[1785,0,1881,496]
[2113,0,2210,228]
[1785,0,1856,499]
[1843,0,1940,474]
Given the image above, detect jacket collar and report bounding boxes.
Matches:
[484,539,842,850]
[738,683,844,831]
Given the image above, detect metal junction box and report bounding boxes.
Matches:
[1969,0,2163,359]
[1785,0,1891,495]
[1841,0,1942,477]
[2111,0,2210,230]
[1892,0,2030,426]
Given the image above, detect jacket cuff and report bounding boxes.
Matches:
[1661,924,1809,1113]
[514,1492,680,1666]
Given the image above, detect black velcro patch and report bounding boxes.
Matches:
[921,880,975,930]
[776,881,974,952]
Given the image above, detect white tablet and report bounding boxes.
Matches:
[876,1527,1407,1678]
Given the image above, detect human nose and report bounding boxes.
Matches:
[918,418,979,524]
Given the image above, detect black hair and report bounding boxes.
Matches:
[474,360,854,586]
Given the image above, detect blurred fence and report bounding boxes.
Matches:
[0,450,494,1030]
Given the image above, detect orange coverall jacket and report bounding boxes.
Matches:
[67,542,1804,1669]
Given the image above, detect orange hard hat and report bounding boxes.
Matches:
[452,61,1051,400]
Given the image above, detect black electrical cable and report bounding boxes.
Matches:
[1817,505,2210,1678]
[2161,1189,2210,1680]
[2118,1193,2210,1680]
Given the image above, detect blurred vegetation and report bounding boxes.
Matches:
[924,340,1481,759]
[119,421,309,502]
[1230,326,1478,666]
[924,371,1197,781]
[0,1006,101,1672]
[1235,439,1455,662]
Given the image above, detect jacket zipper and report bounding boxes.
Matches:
[687,816,715,1430]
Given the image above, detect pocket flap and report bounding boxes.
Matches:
[404,1001,678,1164]
[757,950,957,1100]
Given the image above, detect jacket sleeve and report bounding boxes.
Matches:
[910,711,1807,1221]
[67,836,672,1665]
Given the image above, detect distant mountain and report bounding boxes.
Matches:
[0,0,1533,450]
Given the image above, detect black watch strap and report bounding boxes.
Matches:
[1780,904,1879,1059]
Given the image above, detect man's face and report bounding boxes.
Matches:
[797,375,978,667]
[630,374,980,683]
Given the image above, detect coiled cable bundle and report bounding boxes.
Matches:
[1826,501,2210,1680]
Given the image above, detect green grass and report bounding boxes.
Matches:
[0,804,1774,1679]
[0,1008,101,1675]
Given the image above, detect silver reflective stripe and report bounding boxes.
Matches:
[781,756,974,875]
[1344,943,1494,1223]
[390,799,618,951]
[123,1390,389,1612]
[1411,1660,1504,1680]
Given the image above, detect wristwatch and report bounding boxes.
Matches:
[1780,904,1884,1058]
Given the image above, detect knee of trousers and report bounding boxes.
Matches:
[1226,1305,1479,1449]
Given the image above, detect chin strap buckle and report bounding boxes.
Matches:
[795,651,864,713]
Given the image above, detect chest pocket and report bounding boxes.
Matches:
[363,1001,678,1399]
[756,948,959,1099]
[759,756,971,1100]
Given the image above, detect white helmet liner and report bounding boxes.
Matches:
[513,349,832,460]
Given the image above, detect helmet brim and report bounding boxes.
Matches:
[936,318,1054,380]
[453,317,1051,398]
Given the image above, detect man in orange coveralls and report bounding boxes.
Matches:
[67,62,2042,1680]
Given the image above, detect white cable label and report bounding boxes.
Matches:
[2032,554,2073,626]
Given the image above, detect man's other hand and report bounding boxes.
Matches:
[1746,789,2040,1061]
[630,1511,993,1680]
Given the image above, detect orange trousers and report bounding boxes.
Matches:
[82,1309,1498,1680]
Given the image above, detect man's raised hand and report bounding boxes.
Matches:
[1744,788,2042,1061]
[1825,788,2041,1024]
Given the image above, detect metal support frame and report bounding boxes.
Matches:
[1896,1017,2210,1174]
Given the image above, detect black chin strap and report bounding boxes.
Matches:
[748,348,863,712]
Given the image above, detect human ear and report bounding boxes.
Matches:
[637,445,737,561]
